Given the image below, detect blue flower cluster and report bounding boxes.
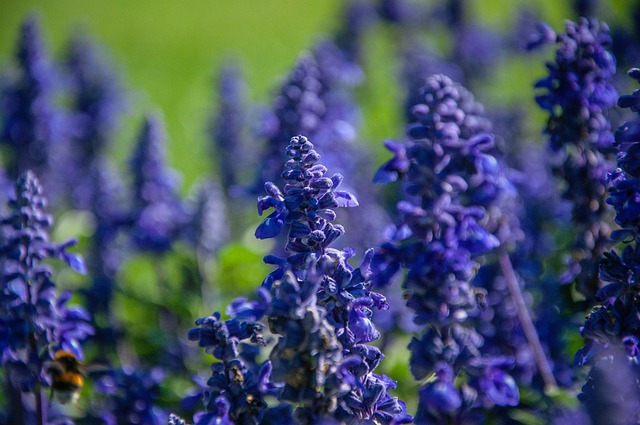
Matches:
[0,171,92,423]
[211,63,248,196]
[575,68,640,423]
[189,135,410,424]
[530,17,618,301]
[127,114,187,254]
[372,74,520,423]
[0,16,63,184]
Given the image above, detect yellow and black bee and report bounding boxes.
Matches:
[45,350,86,404]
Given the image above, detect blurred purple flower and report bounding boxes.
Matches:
[532,17,618,302]
[0,15,67,191]
[127,113,187,253]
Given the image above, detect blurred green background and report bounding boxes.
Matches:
[1,0,619,191]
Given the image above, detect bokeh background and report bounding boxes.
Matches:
[2,0,632,189]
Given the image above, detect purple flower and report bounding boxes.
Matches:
[127,113,187,253]
[211,62,248,195]
[168,414,191,425]
[0,15,66,187]
[187,309,280,424]
[372,74,519,421]
[95,366,168,425]
[0,171,92,422]
[62,32,126,210]
[532,17,618,303]
[254,135,408,423]
[575,68,640,424]
[184,179,229,257]
[256,55,326,192]
[417,363,462,417]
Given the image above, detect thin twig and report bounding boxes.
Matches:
[497,250,558,391]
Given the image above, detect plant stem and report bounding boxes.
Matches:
[35,382,45,425]
[497,250,558,391]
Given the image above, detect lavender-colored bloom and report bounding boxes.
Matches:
[184,179,229,258]
[168,414,191,425]
[531,18,618,302]
[578,347,640,425]
[372,74,519,422]
[399,40,463,122]
[257,54,326,191]
[187,311,281,424]
[574,68,640,424]
[128,113,187,253]
[96,366,168,425]
[430,0,503,82]
[531,18,617,152]
[256,135,410,424]
[81,159,127,356]
[258,44,385,254]
[451,25,503,82]
[0,15,65,184]
[334,0,376,65]
[266,270,348,421]
[0,171,92,422]
[62,32,125,209]
[211,62,248,196]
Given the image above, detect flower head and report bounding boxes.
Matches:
[1,15,65,183]
[128,113,187,253]
[0,171,92,420]
[372,74,519,421]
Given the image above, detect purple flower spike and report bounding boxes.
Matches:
[574,68,640,424]
[1,15,66,190]
[372,74,520,422]
[127,113,187,253]
[0,171,92,422]
[188,134,407,424]
[63,32,126,210]
[533,17,618,303]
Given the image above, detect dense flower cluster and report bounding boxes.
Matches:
[372,74,520,423]
[211,63,248,196]
[188,135,410,424]
[530,17,618,301]
[0,16,63,183]
[127,114,187,253]
[62,32,125,210]
[575,68,640,423]
[0,171,92,423]
[257,135,409,423]
[91,366,168,425]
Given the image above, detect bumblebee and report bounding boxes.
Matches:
[45,350,85,404]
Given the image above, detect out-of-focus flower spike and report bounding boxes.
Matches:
[211,61,249,196]
[574,67,640,424]
[533,17,617,303]
[62,31,126,210]
[127,113,187,253]
[1,15,65,189]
